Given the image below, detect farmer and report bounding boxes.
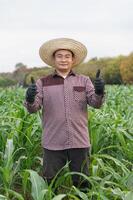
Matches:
[24,38,105,189]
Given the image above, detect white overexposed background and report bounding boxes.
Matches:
[0,0,133,72]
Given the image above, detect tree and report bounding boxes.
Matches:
[15,62,26,69]
[13,63,29,86]
[120,53,133,84]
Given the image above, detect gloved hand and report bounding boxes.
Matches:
[26,77,37,103]
[94,69,105,95]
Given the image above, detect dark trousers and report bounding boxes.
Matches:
[43,148,90,187]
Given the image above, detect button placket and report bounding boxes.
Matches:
[64,78,73,147]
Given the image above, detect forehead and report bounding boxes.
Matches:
[54,49,73,56]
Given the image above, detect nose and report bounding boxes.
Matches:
[61,57,66,62]
[60,55,67,61]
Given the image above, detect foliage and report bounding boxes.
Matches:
[102,56,124,84]
[0,53,133,87]
[0,85,133,199]
[12,64,29,86]
[120,53,133,84]
[74,56,124,84]
[0,72,16,87]
[0,77,16,87]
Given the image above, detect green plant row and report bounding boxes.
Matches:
[0,85,133,199]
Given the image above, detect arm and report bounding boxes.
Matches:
[24,79,43,113]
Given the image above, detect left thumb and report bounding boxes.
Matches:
[96,69,101,78]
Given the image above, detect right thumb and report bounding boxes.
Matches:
[31,76,35,84]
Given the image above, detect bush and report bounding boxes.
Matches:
[120,53,133,84]
[0,77,16,87]
[75,57,123,84]
[103,57,124,84]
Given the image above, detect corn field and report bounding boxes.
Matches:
[0,85,133,200]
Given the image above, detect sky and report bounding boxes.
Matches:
[0,0,133,73]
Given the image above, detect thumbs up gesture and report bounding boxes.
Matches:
[26,77,37,103]
[94,69,105,95]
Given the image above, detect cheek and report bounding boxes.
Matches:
[54,58,60,64]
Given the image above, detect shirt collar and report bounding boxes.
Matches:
[52,70,76,78]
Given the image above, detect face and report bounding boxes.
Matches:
[53,49,75,72]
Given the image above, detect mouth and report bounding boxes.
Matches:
[59,64,68,67]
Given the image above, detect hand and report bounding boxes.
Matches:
[26,77,37,103]
[94,69,105,95]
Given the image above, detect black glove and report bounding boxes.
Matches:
[94,69,105,95]
[26,77,37,103]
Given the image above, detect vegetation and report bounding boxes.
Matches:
[0,85,133,199]
[120,53,133,84]
[0,52,133,87]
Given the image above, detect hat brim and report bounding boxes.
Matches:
[39,38,87,67]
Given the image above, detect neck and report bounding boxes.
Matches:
[56,69,71,77]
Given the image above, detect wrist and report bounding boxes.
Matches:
[95,89,104,95]
[26,98,35,103]
[26,94,35,103]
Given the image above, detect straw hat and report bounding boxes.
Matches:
[39,38,87,67]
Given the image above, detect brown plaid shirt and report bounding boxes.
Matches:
[25,70,104,150]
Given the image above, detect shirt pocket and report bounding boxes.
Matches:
[73,86,86,102]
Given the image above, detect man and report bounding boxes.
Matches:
[24,38,105,189]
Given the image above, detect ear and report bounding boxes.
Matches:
[72,57,76,65]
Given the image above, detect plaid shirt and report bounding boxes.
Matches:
[25,70,104,150]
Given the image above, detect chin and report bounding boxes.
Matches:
[59,67,69,70]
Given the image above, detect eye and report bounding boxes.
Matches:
[65,55,71,58]
[56,54,62,58]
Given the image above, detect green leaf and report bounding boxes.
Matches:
[52,194,66,200]
[111,188,124,198]
[124,191,133,200]
[92,164,98,176]
[8,189,24,200]
[0,195,8,200]
[4,139,14,164]
[126,174,133,190]
[38,189,49,200]
[26,170,47,200]
[73,186,88,200]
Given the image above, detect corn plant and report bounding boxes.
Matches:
[0,85,133,199]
